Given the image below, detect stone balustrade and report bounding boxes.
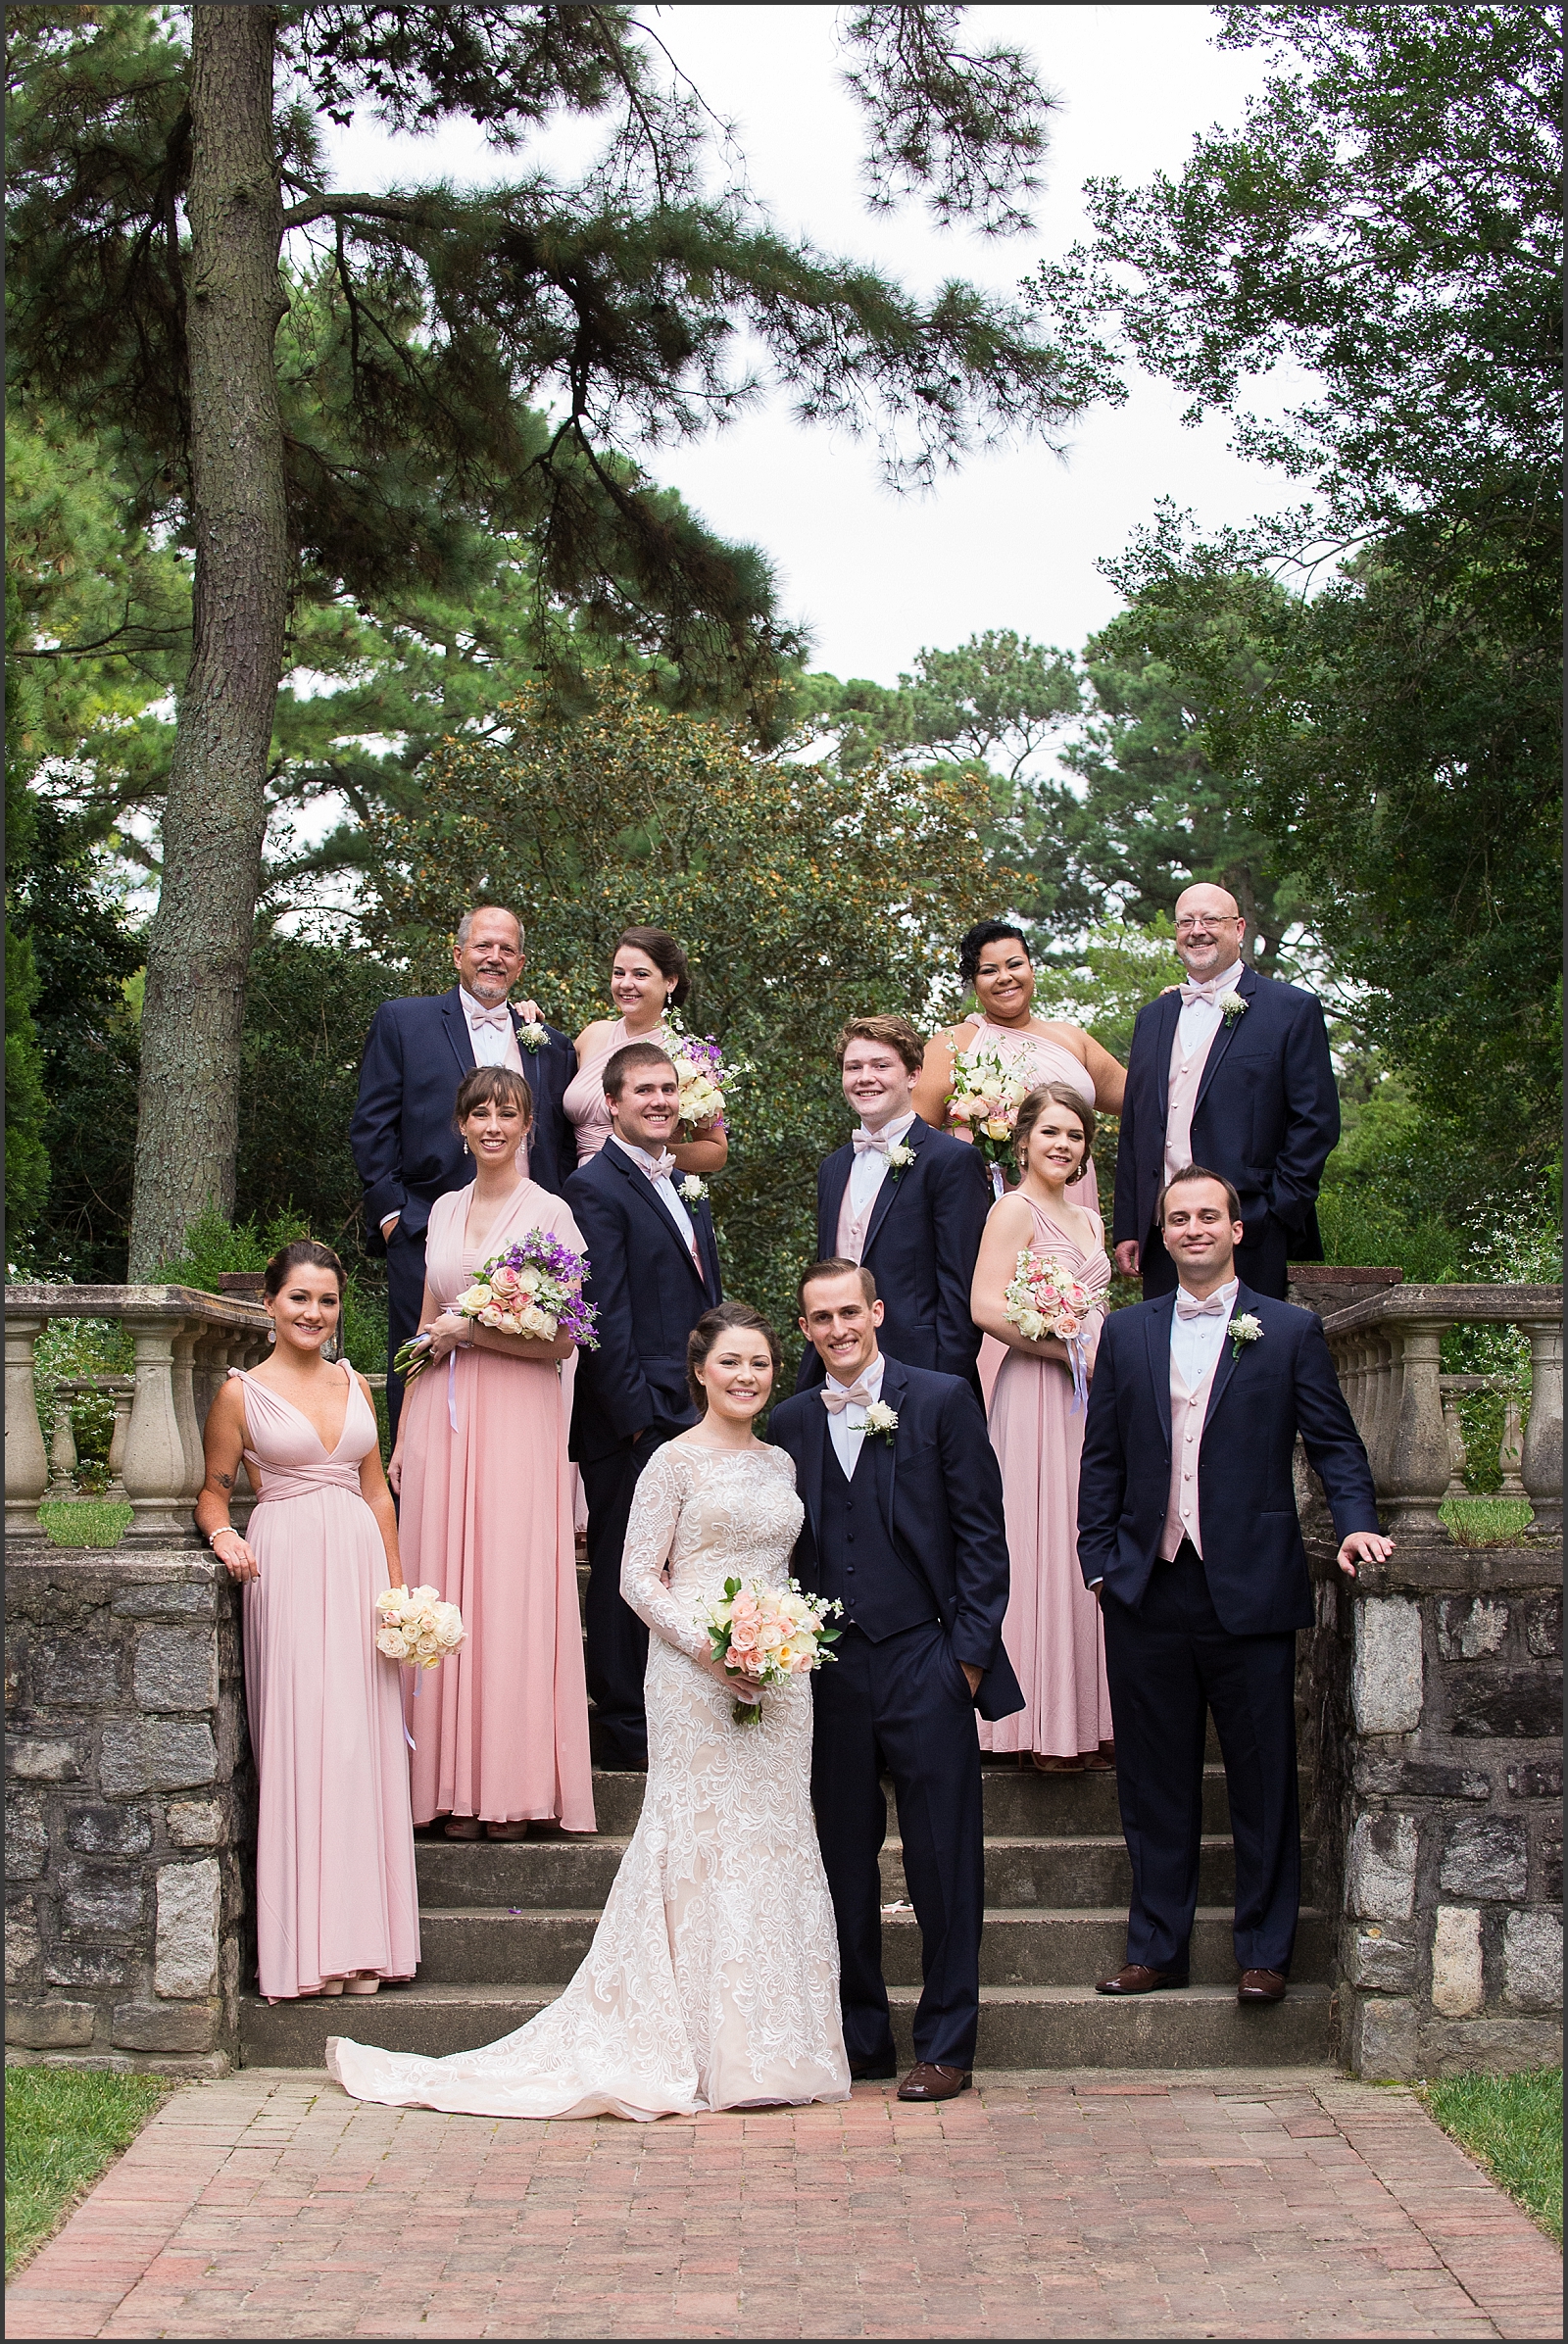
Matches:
[6,1287,271,1548]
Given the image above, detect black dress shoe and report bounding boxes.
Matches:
[1095,1963,1187,1995]
[898,2063,972,2102]
[1238,1968,1288,2003]
[849,2054,898,2081]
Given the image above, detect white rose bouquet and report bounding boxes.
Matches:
[374,1584,465,1671]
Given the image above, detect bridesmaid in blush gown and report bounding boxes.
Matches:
[970,1085,1114,1772]
[563,925,727,1172]
[198,1241,419,2003]
[327,1302,849,2120]
[389,1063,595,1840]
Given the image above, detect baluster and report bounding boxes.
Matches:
[46,1387,79,1498]
[121,1314,196,1544]
[1497,1391,1526,1497]
[1380,1319,1449,1532]
[1518,1315,1563,1537]
[4,1312,49,1540]
[104,1376,134,1499]
[171,1324,205,1520]
[1439,1381,1468,1501]
[1364,1335,1394,1489]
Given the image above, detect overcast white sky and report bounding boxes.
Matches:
[318,4,1294,688]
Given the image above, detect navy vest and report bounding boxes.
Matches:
[817,1445,936,1642]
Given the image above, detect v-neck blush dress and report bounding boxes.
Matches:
[236,1362,420,2000]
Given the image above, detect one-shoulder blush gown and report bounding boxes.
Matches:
[327,1442,850,2119]
[236,1363,420,2000]
[978,1201,1115,1762]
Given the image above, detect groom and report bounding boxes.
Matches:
[770,1259,1022,2100]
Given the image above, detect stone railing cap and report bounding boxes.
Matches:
[5,1283,270,1329]
[1322,1281,1563,1334]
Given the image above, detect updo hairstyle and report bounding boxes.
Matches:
[452,1064,534,1131]
[686,1301,781,1412]
[957,918,1031,988]
[263,1240,346,1299]
[616,925,691,1010]
[1013,1082,1096,1174]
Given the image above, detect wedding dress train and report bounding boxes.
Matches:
[327,1441,850,2119]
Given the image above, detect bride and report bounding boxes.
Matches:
[327,1300,850,2120]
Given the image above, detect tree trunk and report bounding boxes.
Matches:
[127,6,288,1276]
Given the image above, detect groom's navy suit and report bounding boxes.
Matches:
[1113,963,1338,1299]
[351,987,575,1432]
[796,1118,991,1395]
[1077,1287,1378,1978]
[770,1356,1021,2074]
[565,1136,721,1768]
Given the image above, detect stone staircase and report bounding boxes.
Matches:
[241,1749,1335,2070]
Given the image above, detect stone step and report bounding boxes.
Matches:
[413,1904,1332,1988]
[530,1766,1239,1841]
[239,1978,1334,2072]
[413,1833,1277,1911]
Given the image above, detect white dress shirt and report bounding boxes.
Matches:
[1169,1277,1239,1390]
[1174,956,1246,1061]
[823,1349,886,1482]
[846,1108,918,1216]
[460,987,520,1067]
[624,1141,700,1258]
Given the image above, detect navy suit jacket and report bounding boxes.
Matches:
[796,1118,991,1393]
[1112,963,1338,1259]
[351,988,575,1247]
[769,1355,1025,1723]
[564,1136,722,1465]
[1076,1287,1379,1636]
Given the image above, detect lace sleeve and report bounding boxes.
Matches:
[619,1446,710,1662]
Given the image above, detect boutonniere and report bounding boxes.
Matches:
[677,1175,709,1203]
[885,1139,915,1179]
[1229,1312,1263,1358]
[1218,991,1248,1023]
[517,1020,547,1052]
[860,1400,899,1444]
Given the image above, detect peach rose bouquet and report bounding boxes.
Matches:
[1004,1249,1097,1410]
[945,1035,1032,1179]
[698,1576,843,1724]
[393,1229,598,1383]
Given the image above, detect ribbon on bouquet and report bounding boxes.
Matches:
[447,1348,461,1434]
[1066,1335,1090,1416]
[991,1163,1006,1202]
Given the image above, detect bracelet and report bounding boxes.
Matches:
[208,1528,242,1551]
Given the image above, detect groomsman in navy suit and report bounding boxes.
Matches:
[797,1014,991,1396]
[351,903,576,1435]
[1079,1165,1392,2004]
[771,1260,1022,2102]
[565,1043,722,1770]
[1113,884,1339,1299]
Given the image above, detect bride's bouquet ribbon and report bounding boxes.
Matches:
[697,1575,843,1725]
[1004,1249,1095,1412]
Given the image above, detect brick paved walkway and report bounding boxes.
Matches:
[7,2068,1561,2340]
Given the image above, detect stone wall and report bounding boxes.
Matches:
[1299,1532,1562,2079]
[4,1552,252,2073]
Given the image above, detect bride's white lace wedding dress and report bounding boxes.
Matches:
[326,1441,850,2120]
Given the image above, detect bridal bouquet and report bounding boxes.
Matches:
[374,1584,466,1671]
[1004,1249,1095,1411]
[393,1230,598,1382]
[945,1035,1032,1171]
[663,1018,751,1142]
[698,1576,843,1724]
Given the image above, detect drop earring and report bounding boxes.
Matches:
[266,1321,276,1346]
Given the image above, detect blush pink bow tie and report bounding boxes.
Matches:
[1178,974,1237,1005]
[853,1128,893,1154]
[639,1150,678,1183]
[821,1380,875,1413]
[467,1005,512,1031]
[1174,1290,1232,1320]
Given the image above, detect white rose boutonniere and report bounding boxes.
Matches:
[1218,991,1248,1023]
[860,1400,899,1444]
[1229,1312,1263,1359]
[885,1139,915,1179]
[517,1020,548,1051]
[678,1175,709,1203]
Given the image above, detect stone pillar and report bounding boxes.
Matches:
[1518,1316,1562,1538]
[46,1393,79,1500]
[121,1320,198,1546]
[1380,1321,1450,1533]
[105,1378,135,1500]
[5,1315,48,1542]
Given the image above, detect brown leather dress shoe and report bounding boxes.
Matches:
[1238,1968,1288,2003]
[1095,1963,1186,1995]
[897,2063,971,2101]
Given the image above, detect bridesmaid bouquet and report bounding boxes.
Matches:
[663,1019,751,1142]
[946,1035,1032,1169]
[698,1576,843,1724]
[1004,1250,1094,1411]
[374,1584,466,1670]
[393,1230,599,1382]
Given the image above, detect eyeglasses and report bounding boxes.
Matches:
[1174,914,1241,933]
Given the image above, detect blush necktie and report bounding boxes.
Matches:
[821,1381,874,1414]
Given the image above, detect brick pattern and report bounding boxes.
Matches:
[4,1554,251,2071]
[6,2069,1561,2340]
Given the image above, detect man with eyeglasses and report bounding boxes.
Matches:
[1111,884,1338,1300]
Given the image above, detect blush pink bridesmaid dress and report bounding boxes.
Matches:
[397,1179,596,1833]
[977,1198,1115,1765]
[236,1362,420,2000]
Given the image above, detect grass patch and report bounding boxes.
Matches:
[38,1498,132,1548]
[1422,2068,1562,2242]
[5,2068,172,2275]
[1441,1495,1536,1546]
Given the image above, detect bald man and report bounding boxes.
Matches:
[1112,886,1339,1299]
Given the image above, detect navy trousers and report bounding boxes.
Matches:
[1101,1541,1300,1976]
[580,1429,667,1769]
[1140,1212,1292,1301]
[810,1620,986,2072]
